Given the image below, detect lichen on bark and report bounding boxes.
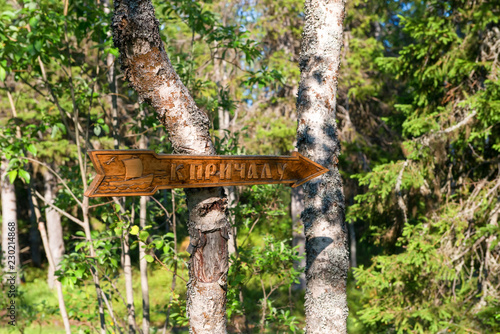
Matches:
[296,0,349,333]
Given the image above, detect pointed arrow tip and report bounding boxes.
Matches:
[292,153,330,188]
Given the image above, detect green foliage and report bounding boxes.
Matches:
[0,275,59,333]
[1,0,499,332]
[347,0,500,332]
[228,235,303,331]
[0,120,42,183]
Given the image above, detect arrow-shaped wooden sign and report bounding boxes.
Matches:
[84,150,328,197]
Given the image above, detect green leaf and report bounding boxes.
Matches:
[18,169,30,183]
[130,225,139,235]
[0,66,6,82]
[139,230,149,242]
[114,226,122,236]
[94,125,101,136]
[144,254,154,263]
[75,268,85,279]
[27,144,37,156]
[7,170,17,184]
[28,16,38,28]
[61,276,70,287]
[34,40,43,52]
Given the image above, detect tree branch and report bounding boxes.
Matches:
[442,110,477,134]
[24,157,83,207]
[395,160,409,225]
[33,190,85,227]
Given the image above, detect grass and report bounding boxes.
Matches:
[0,264,190,334]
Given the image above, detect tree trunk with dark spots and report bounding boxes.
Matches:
[111,1,229,332]
[296,0,349,333]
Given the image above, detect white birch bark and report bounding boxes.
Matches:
[291,186,306,291]
[104,0,120,150]
[219,106,236,255]
[214,55,237,256]
[139,195,150,333]
[123,229,137,333]
[28,183,42,268]
[225,188,237,255]
[1,160,21,284]
[296,0,349,332]
[32,193,72,334]
[44,169,65,289]
[107,53,119,150]
[2,87,21,284]
[139,132,150,334]
[348,221,357,268]
[111,1,230,332]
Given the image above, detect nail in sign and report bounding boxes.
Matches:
[84,150,328,197]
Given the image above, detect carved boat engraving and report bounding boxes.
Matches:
[108,156,154,187]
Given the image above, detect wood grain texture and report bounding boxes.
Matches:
[85,150,328,197]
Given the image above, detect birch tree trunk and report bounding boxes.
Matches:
[44,169,65,289]
[214,52,237,256]
[2,87,21,284]
[296,0,349,332]
[103,0,120,150]
[1,160,20,284]
[28,184,42,268]
[123,227,137,333]
[348,221,357,268]
[31,192,72,334]
[218,100,236,255]
[139,195,150,333]
[291,186,306,291]
[139,127,150,334]
[112,1,229,332]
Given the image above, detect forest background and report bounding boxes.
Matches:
[0,0,499,333]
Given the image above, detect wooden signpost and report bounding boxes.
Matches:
[84,150,328,197]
